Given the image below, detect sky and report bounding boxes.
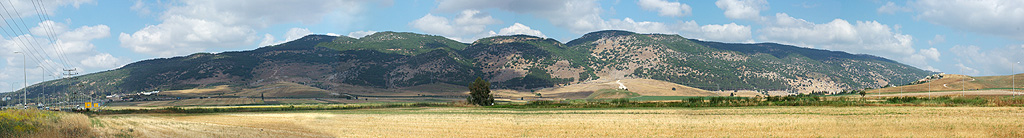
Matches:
[0,0,1022,91]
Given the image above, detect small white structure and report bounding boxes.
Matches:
[141,91,160,96]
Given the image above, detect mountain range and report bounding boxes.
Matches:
[10,30,932,99]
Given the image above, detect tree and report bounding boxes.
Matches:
[467,77,494,106]
[858,90,866,98]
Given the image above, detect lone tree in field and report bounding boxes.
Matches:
[468,77,494,106]
[859,90,866,98]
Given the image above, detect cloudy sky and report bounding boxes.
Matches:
[0,0,1022,91]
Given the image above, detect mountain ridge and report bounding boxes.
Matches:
[9,30,933,100]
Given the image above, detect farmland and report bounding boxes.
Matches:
[88,106,1024,137]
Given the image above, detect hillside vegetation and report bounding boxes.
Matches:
[9,30,931,102]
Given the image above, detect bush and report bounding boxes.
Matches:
[611,98,630,104]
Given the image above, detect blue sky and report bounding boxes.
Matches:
[0,0,1022,91]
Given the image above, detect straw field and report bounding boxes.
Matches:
[91,106,1024,137]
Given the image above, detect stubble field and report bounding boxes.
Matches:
[90,106,1024,137]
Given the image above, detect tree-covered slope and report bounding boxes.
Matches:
[11,30,932,100]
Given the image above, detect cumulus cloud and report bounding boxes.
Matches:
[119,15,258,56]
[714,0,941,72]
[435,0,752,43]
[678,21,752,42]
[120,0,374,57]
[258,34,276,47]
[490,23,546,38]
[910,0,1024,40]
[715,0,768,21]
[950,45,1024,75]
[760,19,914,56]
[637,0,692,17]
[258,28,323,47]
[927,35,945,45]
[1,20,123,86]
[954,63,981,76]
[436,0,607,34]
[347,31,377,38]
[877,1,910,14]
[0,0,94,19]
[80,53,121,69]
[411,9,501,42]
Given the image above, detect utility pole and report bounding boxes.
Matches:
[1015,62,1019,97]
[14,51,25,108]
[38,66,45,108]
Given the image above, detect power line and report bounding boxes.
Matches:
[30,0,73,69]
[6,0,68,70]
[0,0,63,72]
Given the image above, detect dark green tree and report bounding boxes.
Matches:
[467,77,494,106]
[859,90,866,98]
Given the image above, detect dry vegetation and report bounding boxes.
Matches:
[91,106,1024,137]
[129,98,264,107]
[1,109,95,138]
[871,74,1024,93]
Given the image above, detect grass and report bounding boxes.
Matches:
[585,89,640,99]
[629,96,702,101]
[90,106,1024,137]
[0,109,95,137]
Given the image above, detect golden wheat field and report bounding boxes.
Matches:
[89,106,1024,137]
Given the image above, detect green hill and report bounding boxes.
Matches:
[8,30,932,102]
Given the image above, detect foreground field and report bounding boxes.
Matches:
[92,106,1024,137]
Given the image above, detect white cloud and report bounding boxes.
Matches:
[347,31,377,38]
[605,18,674,34]
[411,9,501,42]
[436,0,605,34]
[80,53,121,69]
[491,23,546,38]
[1,20,123,87]
[877,1,910,14]
[927,35,945,45]
[258,34,275,47]
[678,21,752,42]
[950,45,1024,75]
[715,0,768,21]
[258,28,324,47]
[435,0,751,43]
[283,28,312,42]
[120,0,374,57]
[760,19,915,58]
[0,0,95,18]
[637,0,692,17]
[119,15,258,57]
[742,2,939,72]
[954,63,981,76]
[910,0,1024,40]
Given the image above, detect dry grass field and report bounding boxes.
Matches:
[870,74,1024,94]
[91,106,1024,137]
[868,89,1024,97]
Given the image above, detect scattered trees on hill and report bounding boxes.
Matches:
[468,77,494,106]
